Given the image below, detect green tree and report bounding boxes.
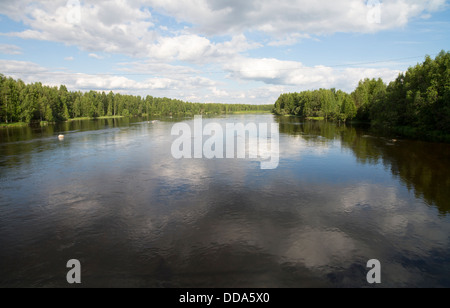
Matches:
[340,94,357,122]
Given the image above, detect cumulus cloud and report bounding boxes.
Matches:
[88,53,104,60]
[117,60,200,76]
[0,0,443,105]
[3,0,156,57]
[0,59,217,93]
[147,33,260,64]
[0,0,33,21]
[1,1,261,64]
[224,57,401,91]
[0,59,48,76]
[268,34,312,47]
[0,44,22,55]
[146,0,447,36]
[3,0,446,58]
[0,56,401,105]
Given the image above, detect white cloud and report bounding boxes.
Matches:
[211,87,228,97]
[88,53,103,60]
[0,0,33,21]
[147,33,260,64]
[64,56,74,61]
[117,60,199,76]
[0,53,402,105]
[0,59,48,76]
[0,0,442,105]
[3,0,445,61]
[268,34,311,47]
[148,34,214,62]
[0,59,220,100]
[1,1,261,65]
[3,0,156,57]
[224,57,401,92]
[146,0,448,36]
[0,44,22,55]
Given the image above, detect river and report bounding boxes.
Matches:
[0,115,449,287]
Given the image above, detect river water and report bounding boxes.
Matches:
[0,115,449,287]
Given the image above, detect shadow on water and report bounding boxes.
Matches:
[275,116,450,215]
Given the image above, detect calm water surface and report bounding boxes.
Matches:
[1,115,449,287]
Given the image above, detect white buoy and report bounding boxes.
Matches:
[58,134,65,140]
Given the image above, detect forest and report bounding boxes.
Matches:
[2,51,448,139]
[274,50,450,139]
[0,77,272,126]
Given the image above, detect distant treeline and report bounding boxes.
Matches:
[274,50,450,138]
[0,77,272,124]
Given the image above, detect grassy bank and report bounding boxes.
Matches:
[1,116,126,128]
[69,115,125,121]
[306,117,325,121]
[0,122,28,128]
[229,110,272,114]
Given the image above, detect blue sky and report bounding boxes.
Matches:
[0,0,449,105]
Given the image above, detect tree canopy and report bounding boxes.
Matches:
[273,88,357,122]
[273,51,450,137]
[2,50,449,138]
[0,77,272,124]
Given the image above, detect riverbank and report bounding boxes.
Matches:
[306,117,325,121]
[229,110,273,114]
[372,125,450,144]
[1,116,127,129]
[273,114,450,143]
[69,116,125,121]
[0,122,28,128]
